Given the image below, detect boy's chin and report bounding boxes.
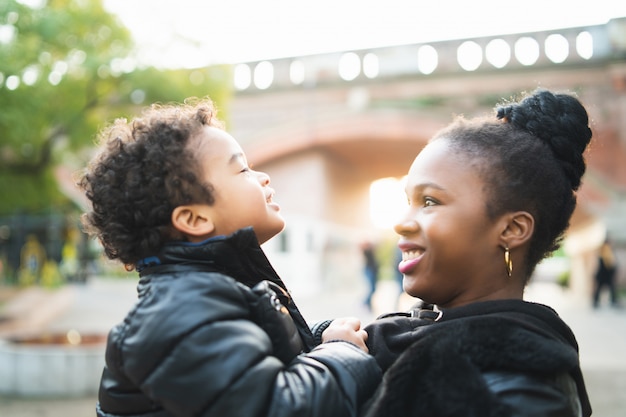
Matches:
[256,222,286,245]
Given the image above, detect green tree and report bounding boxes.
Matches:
[0,0,231,214]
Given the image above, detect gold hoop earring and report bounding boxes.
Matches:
[504,246,513,277]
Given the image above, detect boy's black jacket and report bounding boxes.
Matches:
[97,227,381,417]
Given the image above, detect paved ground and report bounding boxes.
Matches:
[0,277,624,417]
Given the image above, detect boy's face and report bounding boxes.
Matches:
[195,126,285,244]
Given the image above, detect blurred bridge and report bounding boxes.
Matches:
[226,18,626,297]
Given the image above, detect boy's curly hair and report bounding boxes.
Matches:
[78,98,224,267]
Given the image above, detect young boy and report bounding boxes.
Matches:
[79,98,381,417]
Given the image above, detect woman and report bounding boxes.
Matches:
[364,89,592,417]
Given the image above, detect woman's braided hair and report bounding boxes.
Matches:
[432,89,593,278]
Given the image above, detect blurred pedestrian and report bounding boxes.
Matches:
[593,237,619,308]
[361,240,379,311]
[79,97,380,417]
[18,234,46,286]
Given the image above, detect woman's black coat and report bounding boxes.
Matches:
[363,299,591,417]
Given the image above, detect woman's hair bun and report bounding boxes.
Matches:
[496,89,592,191]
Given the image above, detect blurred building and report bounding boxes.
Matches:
[227,18,626,298]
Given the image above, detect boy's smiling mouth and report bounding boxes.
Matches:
[266,189,280,210]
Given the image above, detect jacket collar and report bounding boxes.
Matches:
[137,227,285,290]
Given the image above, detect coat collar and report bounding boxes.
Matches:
[137,227,285,290]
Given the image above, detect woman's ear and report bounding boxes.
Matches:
[500,211,534,249]
[171,205,215,240]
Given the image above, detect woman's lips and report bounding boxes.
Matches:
[398,257,421,274]
[397,243,425,274]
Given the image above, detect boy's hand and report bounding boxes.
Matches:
[321,317,369,353]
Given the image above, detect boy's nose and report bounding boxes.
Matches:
[257,171,270,185]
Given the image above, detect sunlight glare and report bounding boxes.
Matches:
[369,177,407,230]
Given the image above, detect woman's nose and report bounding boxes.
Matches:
[394,211,418,235]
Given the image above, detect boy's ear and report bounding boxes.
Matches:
[171,205,215,239]
[499,211,534,249]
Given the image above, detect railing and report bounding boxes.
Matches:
[232,17,626,92]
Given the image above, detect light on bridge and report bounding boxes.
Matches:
[486,39,511,68]
[234,63,251,90]
[290,59,305,85]
[457,41,483,71]
[545,34,569,64]
[253,61,274,89]
[363,53,379,79]
[339,52,361,81]
[576,31,594,59]
[515,37,541,66]
[417,45,438,74]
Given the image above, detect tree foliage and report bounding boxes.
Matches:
[0,0,231,215]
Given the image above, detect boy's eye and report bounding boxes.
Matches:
[240,167,250,173]
[424,197,438,207]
